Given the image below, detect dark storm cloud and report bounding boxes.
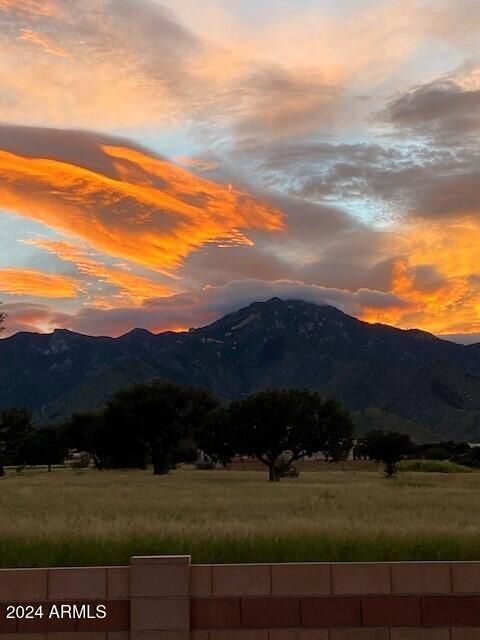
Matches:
[0,123,155,179]
[247,135,480,223]
[228,66,341,141]
[180,191,395,296]
[412,169,480,218]
[381,79,480,142]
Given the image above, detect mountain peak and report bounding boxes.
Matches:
[52,328,78,337]
[119,328,154,339]
[252,297,329,310]
[192,297,347,344]
[1,298,480,440]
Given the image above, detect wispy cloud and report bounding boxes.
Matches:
[0,268,79,298]
[0,0,58,17]
[381,71,480,143]
[0,0,479,340]
[19,28,68,57]
[25,239,173,305]
[0,126,284,275]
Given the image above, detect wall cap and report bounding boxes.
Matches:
[131,555,191,565]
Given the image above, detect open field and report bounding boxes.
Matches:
[2,465,480,567]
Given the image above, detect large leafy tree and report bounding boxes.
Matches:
[62,411,146,470]
[229,389,354,481]
[0,303,5,334]
[363,430,416,477]
[195,406,235,468]
[104,380,219,475]
[0,407,34,476]
[22,426,67,472]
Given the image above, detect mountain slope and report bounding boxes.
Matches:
[352,408,440,443]
[1,298,480,440]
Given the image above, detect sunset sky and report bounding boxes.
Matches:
[1,0,480,341]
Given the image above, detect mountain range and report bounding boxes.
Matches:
[1,297,480,441]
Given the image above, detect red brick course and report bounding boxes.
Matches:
[242,597,301,629]
[191,598,241,629]
[191,593,480,630]
[301,597,362,628]
[361,595,422,627]
[0,600,129,634]
[5,559,480,636]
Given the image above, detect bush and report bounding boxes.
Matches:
[452,448,480,469]
[67,452,91,469]
[398,459,473,473]
[195,460,216,470]
[420,446,450,461]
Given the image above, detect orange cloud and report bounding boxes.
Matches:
[0,268,79,298]
[1,0,479,137]
[176,156,220,172]
[26,239,172,306]
[360,218,480,336]
[19,28,67,57]
[0,0,57,16]
[0,130,284,275]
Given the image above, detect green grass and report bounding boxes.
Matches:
[1,465,480,567]
[398,459,473,473]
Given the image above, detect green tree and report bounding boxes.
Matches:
[363,430,416,477]
[0,408,33,476]
[104,380,219,475]
[318,399,355,462]
[62,411,146,470]
[0,306,5,334]
[195,406,235,468]
[229,389,354,481]
[62,412,110,470]
[23,426,67,472]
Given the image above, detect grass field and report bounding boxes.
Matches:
[2,464,480,567]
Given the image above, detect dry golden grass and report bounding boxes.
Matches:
[1,465,480,567]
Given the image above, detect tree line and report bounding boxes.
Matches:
[0,381,354,480]
[2,377,480,480]
[3,306,480,479]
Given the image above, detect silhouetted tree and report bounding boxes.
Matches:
[23,426,67,471]
[0,304,5,334]
[62,412,110,470]
[363,430,416,477]
[104,380,219,475]
[229,389,354,481]
[353,439,369,460]
[318,399,355,462]
[172,437,199,465]
[452,446,480,469]
[62,411,145,470]
[0,407,33,475]
[195,406,235,468]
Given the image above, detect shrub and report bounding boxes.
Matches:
[67,452,91,469]
[398,459,473,473]
[452,448,480,469]
[195,460,216,470]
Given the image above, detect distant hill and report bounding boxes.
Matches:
[352,408,440,443]
[1,298,480,441]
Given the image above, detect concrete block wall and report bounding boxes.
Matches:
[3,559,480,638]
[190,561,480,640]
[0,564,130,638]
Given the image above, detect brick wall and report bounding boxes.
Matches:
[3,558,480,638]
